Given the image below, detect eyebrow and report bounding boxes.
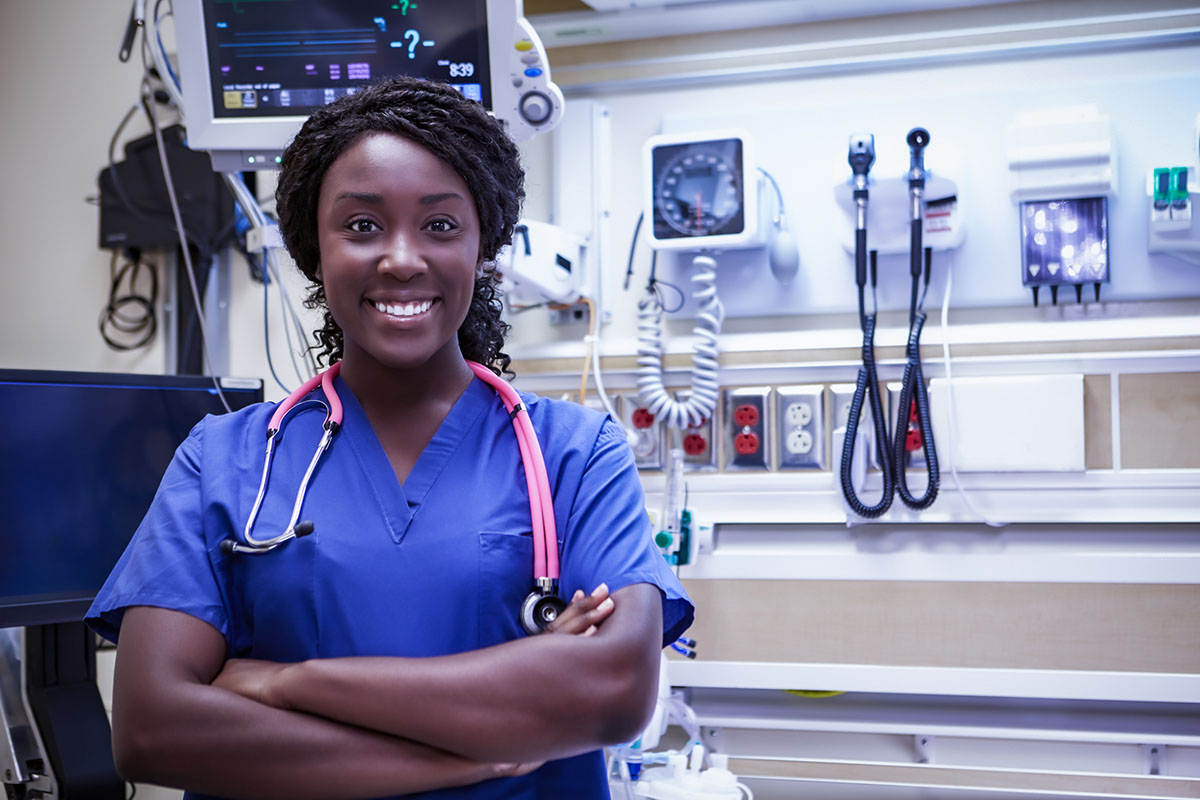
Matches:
[332,191,467,205]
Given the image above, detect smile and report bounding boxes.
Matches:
[371,299,436,319]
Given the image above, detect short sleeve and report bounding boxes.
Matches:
[86,420,230,644]
[557,418,694,647]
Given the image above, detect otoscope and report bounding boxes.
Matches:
[892,127,939,509]
[839,133,895,519]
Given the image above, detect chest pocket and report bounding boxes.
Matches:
[477,531,535,649]
[227,533,319,661]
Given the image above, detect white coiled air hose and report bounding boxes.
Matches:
[636,253,724,430]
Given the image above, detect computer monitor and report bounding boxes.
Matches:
[0,370,262,629]
[172,0,564,171]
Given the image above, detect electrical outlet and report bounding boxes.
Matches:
[618,394,664,470]
[724,387,770,470]
[887,382,927,468]
[776,385,826,469]
[831,382,879,470]
[674,390,718,471]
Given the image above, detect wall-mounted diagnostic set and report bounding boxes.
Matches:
[837,129,941,519]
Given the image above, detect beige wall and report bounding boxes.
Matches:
[0,0,165,373]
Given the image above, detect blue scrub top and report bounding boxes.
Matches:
[88,374,693,800]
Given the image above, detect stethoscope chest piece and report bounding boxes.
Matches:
[521,589,568,635]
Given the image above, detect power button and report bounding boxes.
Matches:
[519,91,552,125]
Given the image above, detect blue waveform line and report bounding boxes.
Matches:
[220,41,301,47]
[234,28,375,35]
[234,49,377,57]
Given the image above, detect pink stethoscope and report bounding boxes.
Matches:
[221,360,567,634]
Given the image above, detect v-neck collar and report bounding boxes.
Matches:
[335,374,494,544]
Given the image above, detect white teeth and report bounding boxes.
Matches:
[374,300,432,318]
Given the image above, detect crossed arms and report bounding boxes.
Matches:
[111,582,662,799]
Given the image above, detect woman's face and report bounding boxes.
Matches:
[315,132,481,374]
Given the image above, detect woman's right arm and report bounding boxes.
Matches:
[112,605,513,800]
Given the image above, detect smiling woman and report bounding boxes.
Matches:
[85,75,693,800]
[275,78,525,375]
[316,133,481,378]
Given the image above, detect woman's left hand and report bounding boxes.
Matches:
[212,658,291,707]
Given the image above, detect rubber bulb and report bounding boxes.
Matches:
[768,224,800,285]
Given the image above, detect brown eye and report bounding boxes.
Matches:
[348,218,379,233]
[426,218,457,233]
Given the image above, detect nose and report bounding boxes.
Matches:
[377,229,428,281]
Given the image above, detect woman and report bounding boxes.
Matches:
[87,76,693,799]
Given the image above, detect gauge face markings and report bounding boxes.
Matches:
[653,143,744,238]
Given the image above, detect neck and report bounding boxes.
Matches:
[337,348,475,419]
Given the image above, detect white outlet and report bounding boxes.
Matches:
[785,401,812,428]
[776,385,826,470]
[786,429,814,455]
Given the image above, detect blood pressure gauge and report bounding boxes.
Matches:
[644,130,760,250]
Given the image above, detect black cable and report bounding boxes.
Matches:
[623,212,643,292]
[892,128,940,510]
[99,249,158,351]
[840,134,894,518]
[652,279,686,314]
[892,304,939,509]
[840,296,895,518]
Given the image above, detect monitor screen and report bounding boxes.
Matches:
[0,371,262,628]
[173,0,563,169]
[202,0,490,119]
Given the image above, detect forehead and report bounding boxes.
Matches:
[319,132,473,204]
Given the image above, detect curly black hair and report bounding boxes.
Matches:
[275,76,525,375]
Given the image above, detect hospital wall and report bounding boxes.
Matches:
[504,3,1200,798]
[1,2,1198,798]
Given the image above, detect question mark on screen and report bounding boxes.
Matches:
[404,29,419,59]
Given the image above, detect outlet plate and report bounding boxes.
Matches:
[618,394,665,470]
[674,390,719,471]
[724,386,771,470]
[776,384,826,469]
[831,382,879,470]
[887,382,927,468]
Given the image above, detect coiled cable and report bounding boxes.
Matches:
[892,126,940,509]
[636,253,724,430]
[840,312,895,518]
[892,248,939,509]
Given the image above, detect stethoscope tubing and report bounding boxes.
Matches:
[235,360,559,584]
[467,361,559,581]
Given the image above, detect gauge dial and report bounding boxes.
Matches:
[650,138,746,242]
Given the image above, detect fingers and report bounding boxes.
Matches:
[545,583,615,635]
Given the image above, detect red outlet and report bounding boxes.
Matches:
[734,432,760,455]
[632,408,655,429]
[683,433,707,456]
[905,427,924,452]
[908,400,919,424]
[733,404,759,428]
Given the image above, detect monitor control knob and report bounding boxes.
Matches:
[519,91,552,125]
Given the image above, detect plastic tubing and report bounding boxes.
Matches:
[635,254,723,430]
[467,361,559,580]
